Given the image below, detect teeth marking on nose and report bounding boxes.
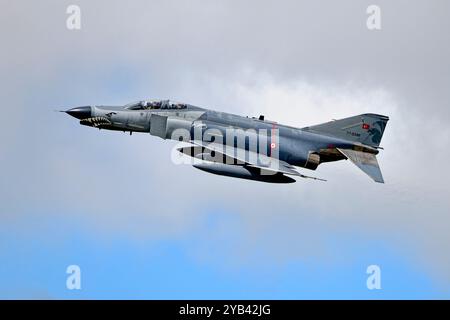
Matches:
[80,117,112,127]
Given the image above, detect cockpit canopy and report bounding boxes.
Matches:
[125,99,187,110]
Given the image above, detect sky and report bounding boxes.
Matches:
[0,0,449,299]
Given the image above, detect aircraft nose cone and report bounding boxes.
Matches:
[65,106,92,120]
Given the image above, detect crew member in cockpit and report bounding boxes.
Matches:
[139,100,148,108]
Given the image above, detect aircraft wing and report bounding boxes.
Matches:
[181,141,326,181]
[337,148,384,183]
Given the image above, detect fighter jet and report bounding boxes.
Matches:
[63,99,389,184]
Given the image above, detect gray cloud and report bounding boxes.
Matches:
[1,0,450,290]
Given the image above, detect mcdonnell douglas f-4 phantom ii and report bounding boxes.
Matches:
[63,99,389,184]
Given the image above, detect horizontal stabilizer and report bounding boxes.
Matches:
[337,148,384,183]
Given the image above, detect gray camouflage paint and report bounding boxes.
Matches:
[64,100,389,183]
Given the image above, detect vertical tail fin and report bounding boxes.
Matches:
[304,113,389,147]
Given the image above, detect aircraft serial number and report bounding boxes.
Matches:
[346,131,361,137]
